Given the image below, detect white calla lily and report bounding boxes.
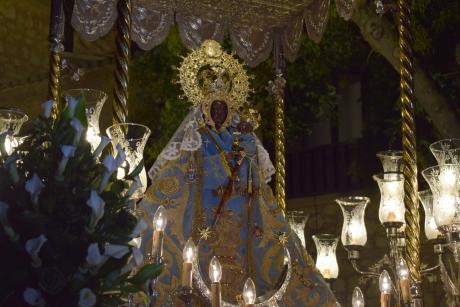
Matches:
[115,144,126,168]
[129,237,142,249]
[23,288,42,306]
[132,247,144,266]
[99,155,117,192]
[93,136,111,159]
[41,100,56,118]
[86,191,105,231]
[104,244,129,259]
[126,176,142,198]
[78,288,96,307]
[130,219,147,238]
[57,145,77,176]
[25,234,47,267]
[25,174,45,204]
[70,119,84,145]
[0,201,18,241]
[86,243,107,267]
[66,96,79,117]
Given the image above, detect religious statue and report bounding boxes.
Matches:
[139,40,337,306]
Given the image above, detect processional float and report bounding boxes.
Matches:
[35,0,447,305]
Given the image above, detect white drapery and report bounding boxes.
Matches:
[71,0,354,67]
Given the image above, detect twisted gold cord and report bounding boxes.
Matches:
[399,0,422,297]
[112,0,132,125]
[48,51,61,119]
[273,74,286,213]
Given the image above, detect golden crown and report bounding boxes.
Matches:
[178,40,251,110]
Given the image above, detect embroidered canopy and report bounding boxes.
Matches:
[71,0,354,67]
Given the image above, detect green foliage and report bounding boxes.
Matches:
[0,99,161,306]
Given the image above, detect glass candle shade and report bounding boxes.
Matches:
[209,256,222,283]
[336,196,369,248]
[242,277,256,305]
[286,210,309,248]
[418,190,442,240]
[379,270,392,294]
[312,234,339,279]
[0,108,28,155]
[352,287,365,307]
[373,173,405,225]
[376,150,403,173]
[106,123,151,198]
[422,165,460,232]
[429,139,460,165]
[63,89,107,151]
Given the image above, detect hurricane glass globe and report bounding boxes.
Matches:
[0,108,28,155]
[373,173,405,226]
[429,139,460,165]
[418,190,442,240]
[106,123,151,198]
[312,234,339,280]
[63,89,107,151]
[336,196,369,249]
[422,164,460,234]
[376,150,403,174]
[286,210,309,248]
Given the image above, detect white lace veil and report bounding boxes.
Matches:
[148,107,275,182]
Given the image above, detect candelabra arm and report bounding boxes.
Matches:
[349,259,380,277]
[421,264,440,275]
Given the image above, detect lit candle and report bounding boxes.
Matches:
[4,135,18,155]
[151,206,167,262]
[439,168,456,190]
[348,220,366,246]
[313,235,339,279]
[182,238,196,288]
[379,270,392,307]
[435,194,456,226]
[352,286,364,307]
[209,256,222,307]
[86,128,101,152]
[397,258,410,304]
[242,277,256,307]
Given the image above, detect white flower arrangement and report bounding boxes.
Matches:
[25,234,47,267]
[0,95,160,306]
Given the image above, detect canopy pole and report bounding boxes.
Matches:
[269,34,287,214]
[399,0,422,303]
[112,0,132,125]
[48,0,64,117]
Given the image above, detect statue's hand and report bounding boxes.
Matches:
[237,121,253,134]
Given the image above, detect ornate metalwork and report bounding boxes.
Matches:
[48,0,65,118]
[398,0,422,301]
[177,40,250,110]
[112,0,132,125]
[267,71,287,213]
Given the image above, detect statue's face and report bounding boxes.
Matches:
[210,100,228,130]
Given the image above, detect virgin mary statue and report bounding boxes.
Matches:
[139,40,337,306]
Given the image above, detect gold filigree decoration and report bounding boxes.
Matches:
[276,231,289,246]
[178,40,251,110]
[199,226,212,240]
[156,176,180,196]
